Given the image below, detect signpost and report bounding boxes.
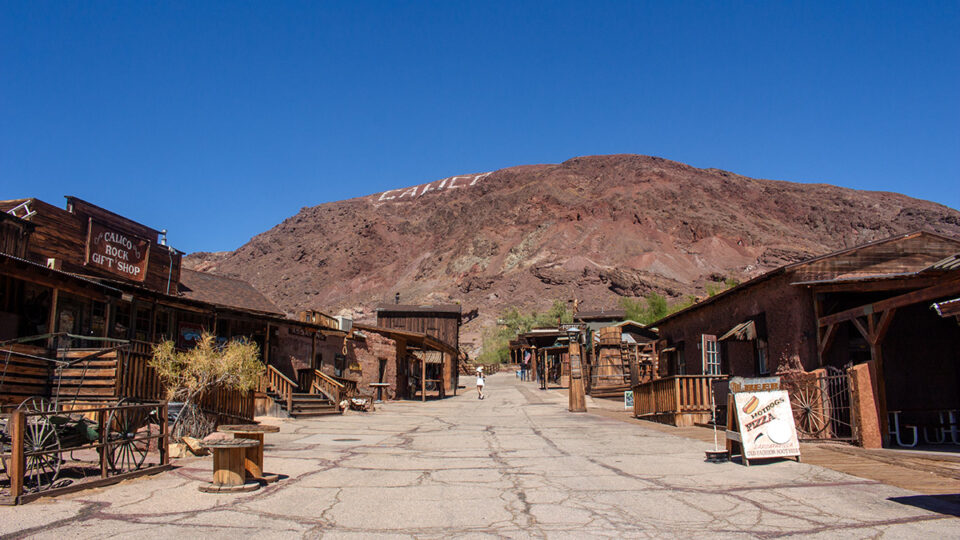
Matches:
[726,377,801,466]
[568,342,586,413]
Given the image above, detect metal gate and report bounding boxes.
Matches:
[787,366,856,441]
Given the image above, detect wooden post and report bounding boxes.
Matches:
[264,323,271,366]
[160,401,169,466]
[421,358,426,402]
[99,409,109,478]
[628,346,640,387]
[396,338,408,399]
[47,287,59,347]
[568,343,587,413]
[10,410,25,500]
[103,301,112,338]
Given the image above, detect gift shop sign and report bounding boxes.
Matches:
[85,219,150,282]
[733,390,800,460]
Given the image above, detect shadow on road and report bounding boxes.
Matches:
[888,493,960,517]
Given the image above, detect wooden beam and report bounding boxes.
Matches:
[809,275,943,294]
[873,308,897,345]
[850,317,870,342]
[819,277,960,327]
[46,287,59,348]
[818,323,838,359]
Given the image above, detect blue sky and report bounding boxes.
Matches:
[2,1,958,253]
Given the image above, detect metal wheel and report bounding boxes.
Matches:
[13,397,62,492]
[106,399,160,474]
[790,383,829,438]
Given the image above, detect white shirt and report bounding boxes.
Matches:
[476,375,484,386]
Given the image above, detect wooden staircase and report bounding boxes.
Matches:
[260,365,342,418]
[287,392,340,417]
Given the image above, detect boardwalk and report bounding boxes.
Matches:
[2,374,958,538]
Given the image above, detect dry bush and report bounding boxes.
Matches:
[150,332,264,439]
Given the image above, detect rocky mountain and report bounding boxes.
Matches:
[185,154,960,350]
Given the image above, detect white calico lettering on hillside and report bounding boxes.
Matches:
[375,172,491,202]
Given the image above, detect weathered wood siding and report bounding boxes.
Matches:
[376,312,460,349]
[0,213,33,258]
[1,198,181,294]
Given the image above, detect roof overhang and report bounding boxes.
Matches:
[353,323,458,357]
[719,320,757,341]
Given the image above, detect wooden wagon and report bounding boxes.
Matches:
[0,333,169,504]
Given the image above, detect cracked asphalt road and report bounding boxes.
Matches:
[2,373,958,538]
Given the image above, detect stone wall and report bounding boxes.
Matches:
[346,331,399,400]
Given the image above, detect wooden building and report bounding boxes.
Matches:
[574,309,626,330]
[353,323,458,401]
[375,304,462,395]
[587,321,658,398]
[638,231,960,443]
[0,196,350,419]
[516,327,578,389]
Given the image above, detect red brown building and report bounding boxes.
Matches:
[642,231,960,447]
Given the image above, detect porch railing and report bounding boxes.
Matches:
[261,365,296,412]
[308,369,343,405]
[633,375,727,426]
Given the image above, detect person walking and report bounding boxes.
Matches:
[476,366,485,400]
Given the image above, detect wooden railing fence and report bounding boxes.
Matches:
[311,370,343,404]
[198,387,255,425]
[633,375,727,427]
[261,365,296,412]
[0,401,170,505]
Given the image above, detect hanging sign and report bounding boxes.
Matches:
[732,390,800,461]
[728,376,780,393]
[85,219,150,282]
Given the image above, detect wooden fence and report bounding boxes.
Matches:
[1,340,253,424]
[116,341,164,400]
[0,346,50,410]
[633,375,727,427]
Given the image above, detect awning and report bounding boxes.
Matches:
[720,320,757,341]
[412,350,445,364]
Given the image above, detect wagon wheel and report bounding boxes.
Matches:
[790,384,828,438]
[8,397,63,492]
[106,399,160,474]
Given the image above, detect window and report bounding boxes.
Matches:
[756,339,769,375]
[112,301,131,339]
[154,309,171,341]
[134,306,152,341]
[702,334,720,375]
[91,301,106,337]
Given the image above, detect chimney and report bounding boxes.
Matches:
[395,292,400,305]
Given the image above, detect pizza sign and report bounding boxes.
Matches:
[85,219,150,282]
[733,390,800,460]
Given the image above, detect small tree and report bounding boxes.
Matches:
[150,332,265,439]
